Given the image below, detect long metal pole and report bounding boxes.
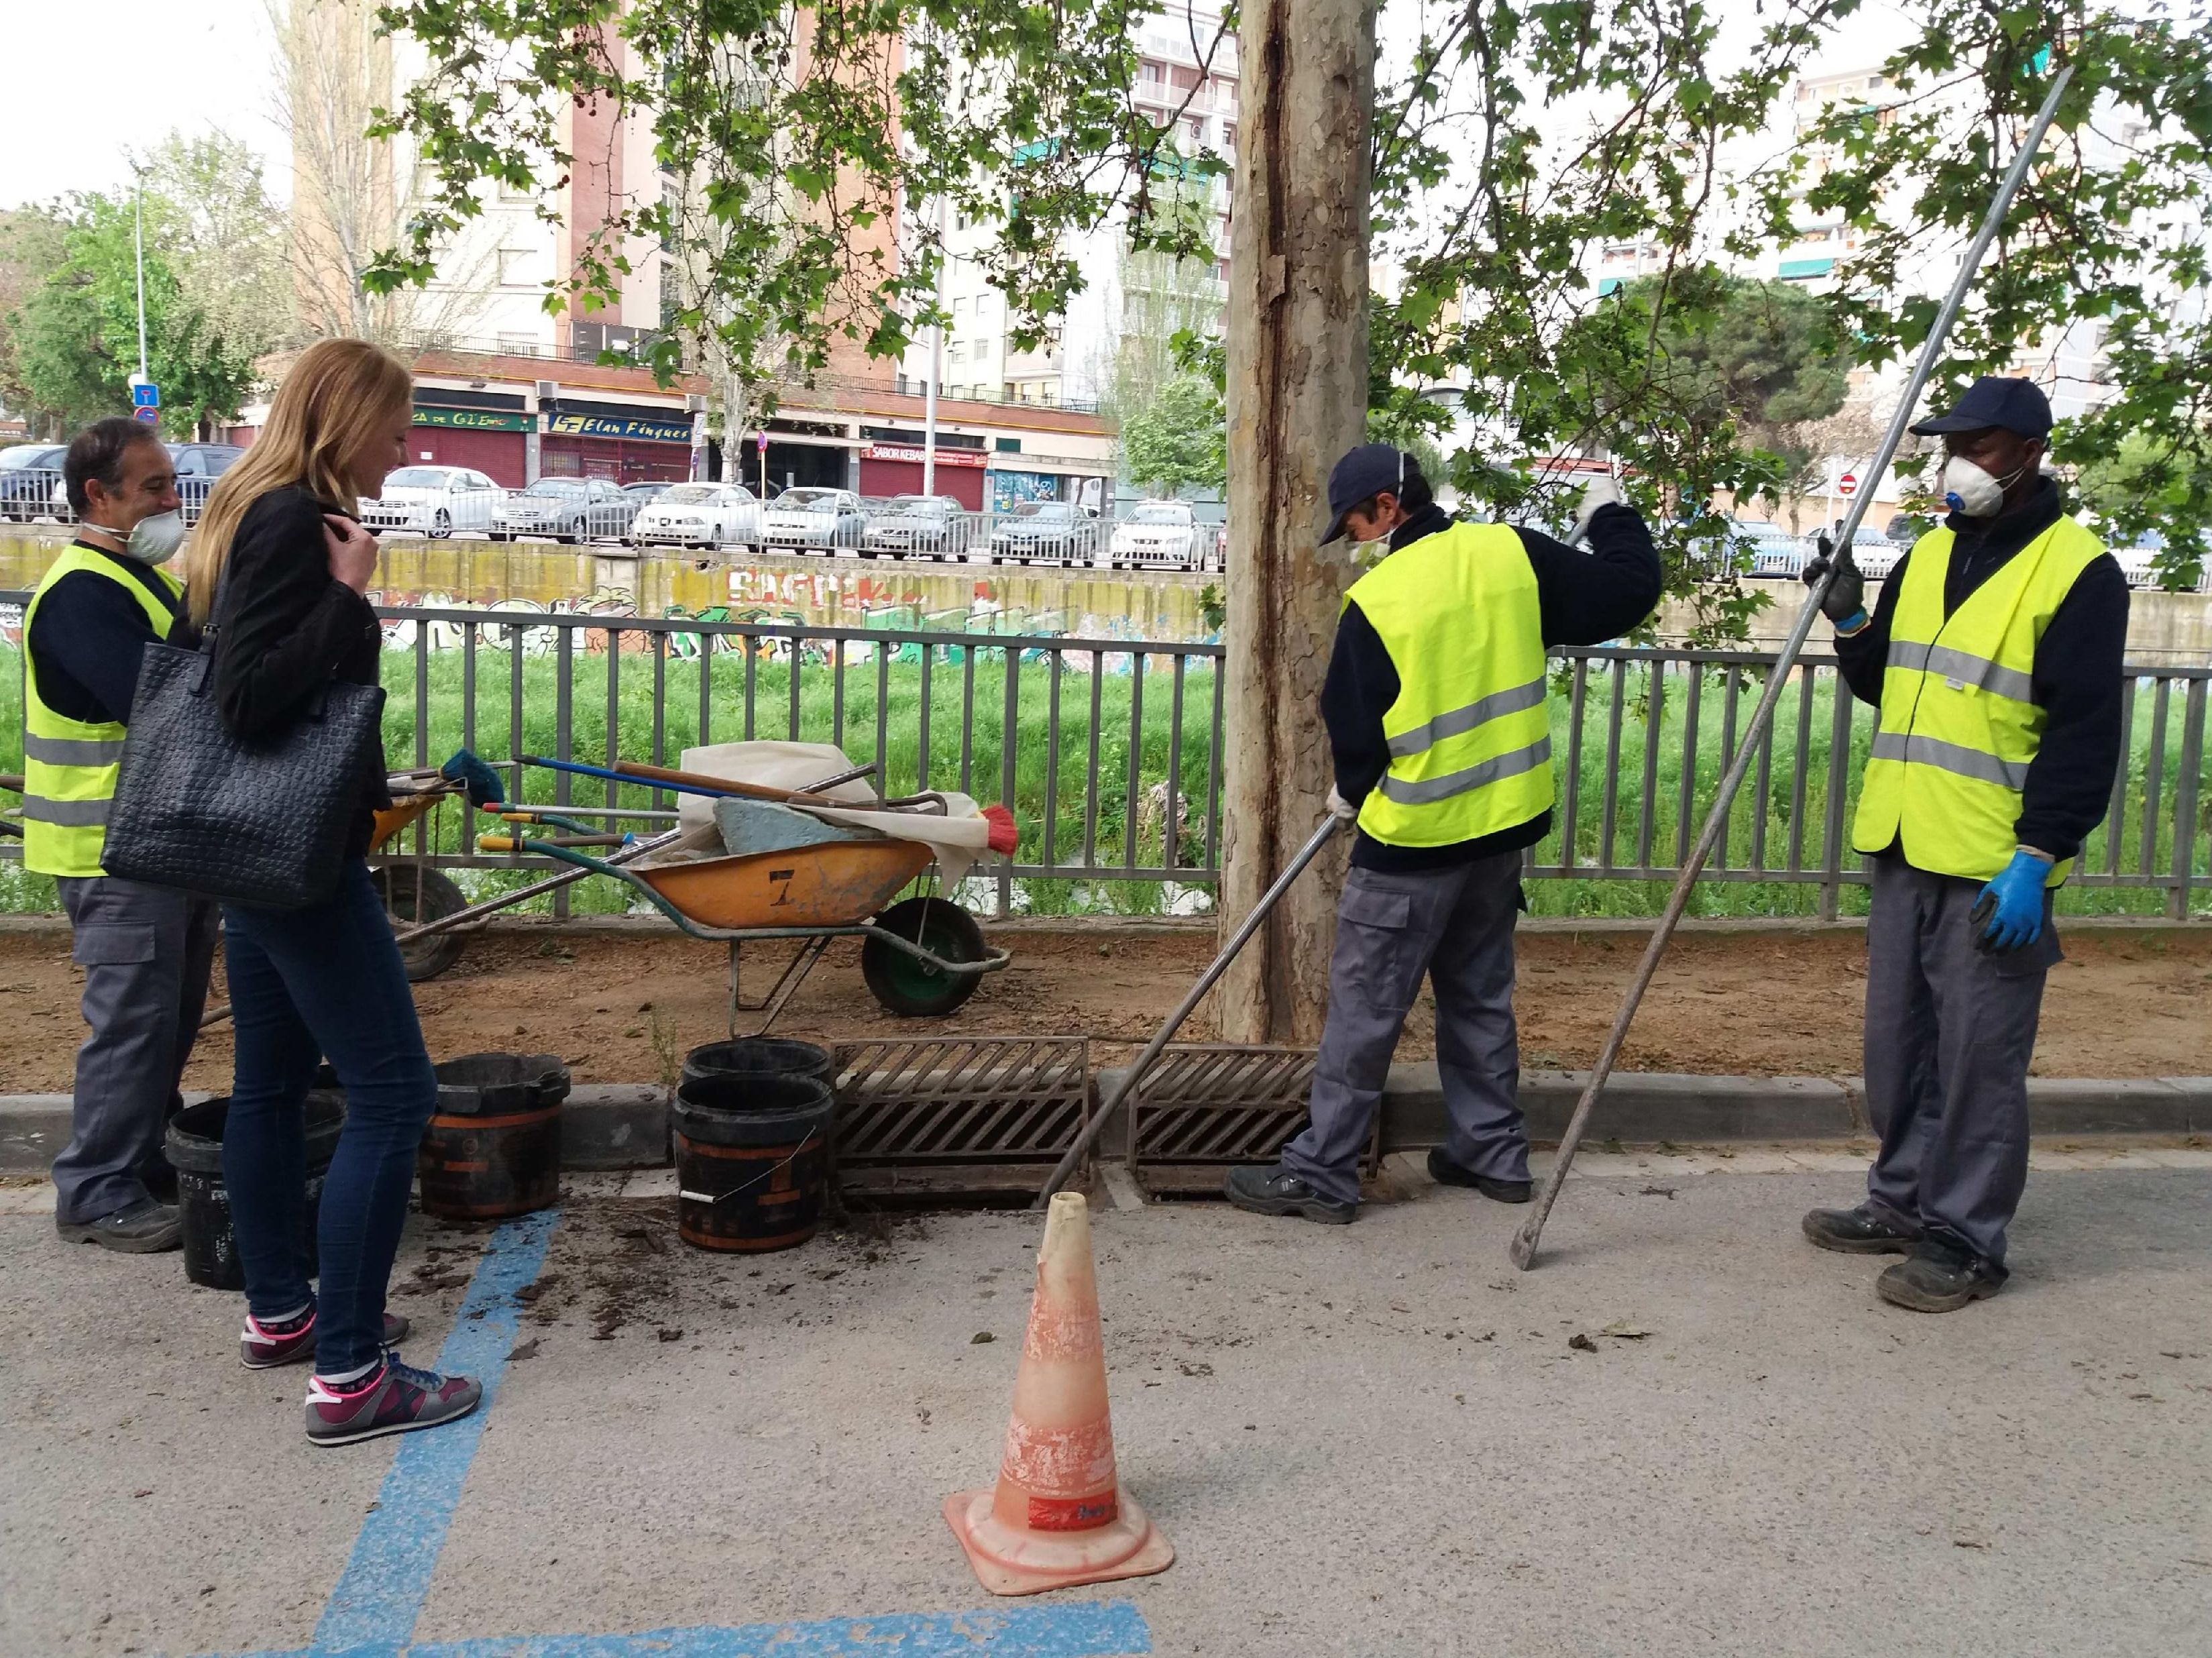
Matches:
[133,180,150,382]
[924,195,948,497]
[1034,814,1345,1204]
[1509,62,2076,1272]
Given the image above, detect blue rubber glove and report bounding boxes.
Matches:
[1977,850,2051,951]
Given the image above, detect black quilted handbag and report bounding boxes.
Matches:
[102,626,387,909]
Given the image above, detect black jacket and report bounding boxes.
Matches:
[210,486,389,861]
[1832,478,2129,863]
[25,542,188,727]
[1321,501,1663,873]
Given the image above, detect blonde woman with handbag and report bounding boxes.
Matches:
[185,338,479,1445]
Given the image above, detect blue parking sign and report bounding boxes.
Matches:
[131,382,160,408]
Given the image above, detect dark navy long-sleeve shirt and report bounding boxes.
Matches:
[1321,501,1663,873]
[25,541,188,727]
[1832,478,2129,863]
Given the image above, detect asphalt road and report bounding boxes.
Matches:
[3,1155,2208,1657]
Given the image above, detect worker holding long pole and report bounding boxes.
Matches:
[1221,445,1661,1224]
[1797,376,2127,1312]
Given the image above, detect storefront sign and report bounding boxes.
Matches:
[862,443,986,467]
[414,406,532,432]
[547,411,695,443]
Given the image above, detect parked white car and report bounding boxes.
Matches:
[630,482,762,551]
[357,466,508,537]
[761,487,867,551]
[1109,501,1207,568]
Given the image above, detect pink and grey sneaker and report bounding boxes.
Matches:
[305,1354,481,1447]
[241,1309,412,1369]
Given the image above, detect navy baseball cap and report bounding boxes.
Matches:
[1321,443,1416,544]
[1909,376,2052,440]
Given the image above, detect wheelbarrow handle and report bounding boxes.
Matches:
[1033,814,1345,1205]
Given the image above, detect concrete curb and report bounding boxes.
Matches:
[0,1085,673,1176]
[3,1073,2206,1176]
[1378,1066,1859,1148]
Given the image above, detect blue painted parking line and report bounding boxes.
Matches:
[311,1209,562,1653]
[284,1600,1151,1657]
[219,1206,1155,1658]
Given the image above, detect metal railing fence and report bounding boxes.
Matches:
[1532,648,2208,918]
[2,599,2206,919]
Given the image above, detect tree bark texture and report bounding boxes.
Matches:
[1216,0,1377,1044]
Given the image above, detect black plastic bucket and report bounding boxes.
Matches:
[679,1038,833,1095]
[418,1054,569,1221]
[673,1073,834,1253]
[164,1095,346,1291]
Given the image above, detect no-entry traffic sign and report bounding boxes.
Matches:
[1838,472,1859,497]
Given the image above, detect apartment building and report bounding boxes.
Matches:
[898,1,1237,505]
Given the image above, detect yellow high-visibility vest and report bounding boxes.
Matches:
[20,544,182,878]
[1345,521,1555,847]
[1852,516,2108,884]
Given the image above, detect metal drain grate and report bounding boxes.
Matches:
[1122,1044,1376,1195]
[829,1037,1091,1201]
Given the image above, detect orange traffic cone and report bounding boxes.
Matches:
[944,1191,1174,1596]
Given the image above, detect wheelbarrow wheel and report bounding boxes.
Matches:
[862,896,986,1017]
[374,863,469,983]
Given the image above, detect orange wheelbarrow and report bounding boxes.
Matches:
[492,825,1009,1034]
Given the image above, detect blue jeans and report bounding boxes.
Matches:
[221,861,436,1374]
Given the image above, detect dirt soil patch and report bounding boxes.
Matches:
[1,922,2207,1094]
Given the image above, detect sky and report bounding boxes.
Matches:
[0,0,290,210]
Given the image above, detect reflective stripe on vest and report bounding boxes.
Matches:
[20,544,181,879]
[1345,521,1555,846]
[1851,517,2107,885]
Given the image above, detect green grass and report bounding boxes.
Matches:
[3,640,2204,920]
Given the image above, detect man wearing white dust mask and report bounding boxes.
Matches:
[1798,376,2128,1311]
[21,417,220,1252]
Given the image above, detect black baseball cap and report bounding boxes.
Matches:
[1321,443,1418,544]
[1908,376,2053,439]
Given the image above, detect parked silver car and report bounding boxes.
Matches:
[989,500,1105,564]
[490,476,638,543]
[1728,519,1804,579]
[862,494,973,558]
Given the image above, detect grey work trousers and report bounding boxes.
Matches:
[1280,851,1527,1205]
[52,875,221,1225]
[1861,853,2056,1269]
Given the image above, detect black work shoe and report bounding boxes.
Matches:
[56,1198,182,1254]
[1802,1204,1920,1255]
[1223,1164,1356,1225]
[1427,1148,1533,1203]
[1877,1244,2005,1313]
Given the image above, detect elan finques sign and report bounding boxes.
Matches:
[547,411,696,443]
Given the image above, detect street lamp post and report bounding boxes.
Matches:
[133,175,150,384]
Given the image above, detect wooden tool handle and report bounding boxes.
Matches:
[610,759,820,804]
